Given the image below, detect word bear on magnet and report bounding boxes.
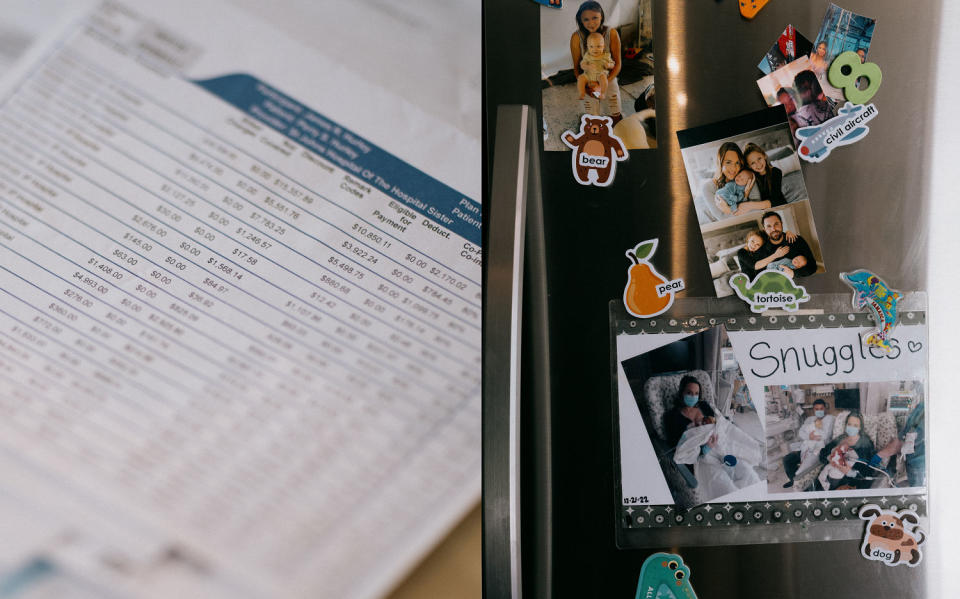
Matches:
[562,114,627,187]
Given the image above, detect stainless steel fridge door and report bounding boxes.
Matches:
[484,0,940,597]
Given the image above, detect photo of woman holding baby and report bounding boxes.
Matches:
[712,142,788,217]
[569,1,623,124]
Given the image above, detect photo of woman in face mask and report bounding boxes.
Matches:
[664,374,715,449]
[815,411,875,490]
[667,373,763,500]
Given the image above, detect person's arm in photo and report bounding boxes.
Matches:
[819,437,840,464]
[733,199,771,216]
[736,248,758,278]
[714,187,734,215]
[769,167,787,206]
[570,32,583,78]
[607,28,622,82]
[753,244,790,270]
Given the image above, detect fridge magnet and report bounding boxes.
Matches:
[828,50,882,104]
[810,4,877,101]
[635,552,698,599]
[840,270,901,352]
[623,239,683,318]
[612,306,928,545]
[796,102,877,163]
[562,115,628,186]
[758,24,813,74]
[858,504,925,567]
[541,2,657,151]
[729,270,810,312]
[532,0,562,7]
[757,55,839,145]
[676,107,825,299]
[739,0,769,20]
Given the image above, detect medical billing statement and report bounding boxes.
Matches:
[0,2,481,598]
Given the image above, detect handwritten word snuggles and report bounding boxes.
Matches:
[748,333,912,378]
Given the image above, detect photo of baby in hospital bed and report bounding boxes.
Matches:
[619,326,766,509]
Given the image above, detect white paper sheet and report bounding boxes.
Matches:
[0,1,480,597]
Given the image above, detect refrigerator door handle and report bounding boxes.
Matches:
[484,104,550,598]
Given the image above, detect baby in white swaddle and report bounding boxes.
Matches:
[818,443,858,490]
[674,413,762,500]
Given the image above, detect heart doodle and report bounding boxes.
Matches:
[907,341,923,353]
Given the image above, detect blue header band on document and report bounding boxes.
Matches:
[192,74,481,245]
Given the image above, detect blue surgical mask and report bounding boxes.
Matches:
[701,444,710,455]
[846,425,860,437]
[815,410,825,418]
[683,394,698,407]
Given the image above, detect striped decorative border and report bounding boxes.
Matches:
[622,494,926,528]
[613,309,925,335]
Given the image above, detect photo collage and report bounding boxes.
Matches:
[615,317,927,526]
[663,4,879,301]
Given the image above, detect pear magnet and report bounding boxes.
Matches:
[623,239,683,318]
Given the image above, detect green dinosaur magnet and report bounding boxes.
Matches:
[634,552,698,599]
[729,271,810,312]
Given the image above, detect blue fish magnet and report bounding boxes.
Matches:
[635,553,698,599]
[796,102,877,163]
[840,270,901,352]
[532,0,562,6]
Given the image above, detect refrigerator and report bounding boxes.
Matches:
[483,1,945,597]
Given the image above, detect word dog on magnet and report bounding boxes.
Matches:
[859,504,925,567]
[562,115,627,187]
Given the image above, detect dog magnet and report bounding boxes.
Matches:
[562,114,628,187]
[858,504,925,567]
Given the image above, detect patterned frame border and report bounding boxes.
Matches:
[623,494,927,529]
[613,307,927,531]
[613,309,926,335]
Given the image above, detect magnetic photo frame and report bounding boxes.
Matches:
[611,295,928,549]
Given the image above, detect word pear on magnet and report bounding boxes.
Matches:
[623,239,683,318]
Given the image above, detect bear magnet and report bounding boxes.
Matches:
[858,504,925,567]
[562,114,628,187]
